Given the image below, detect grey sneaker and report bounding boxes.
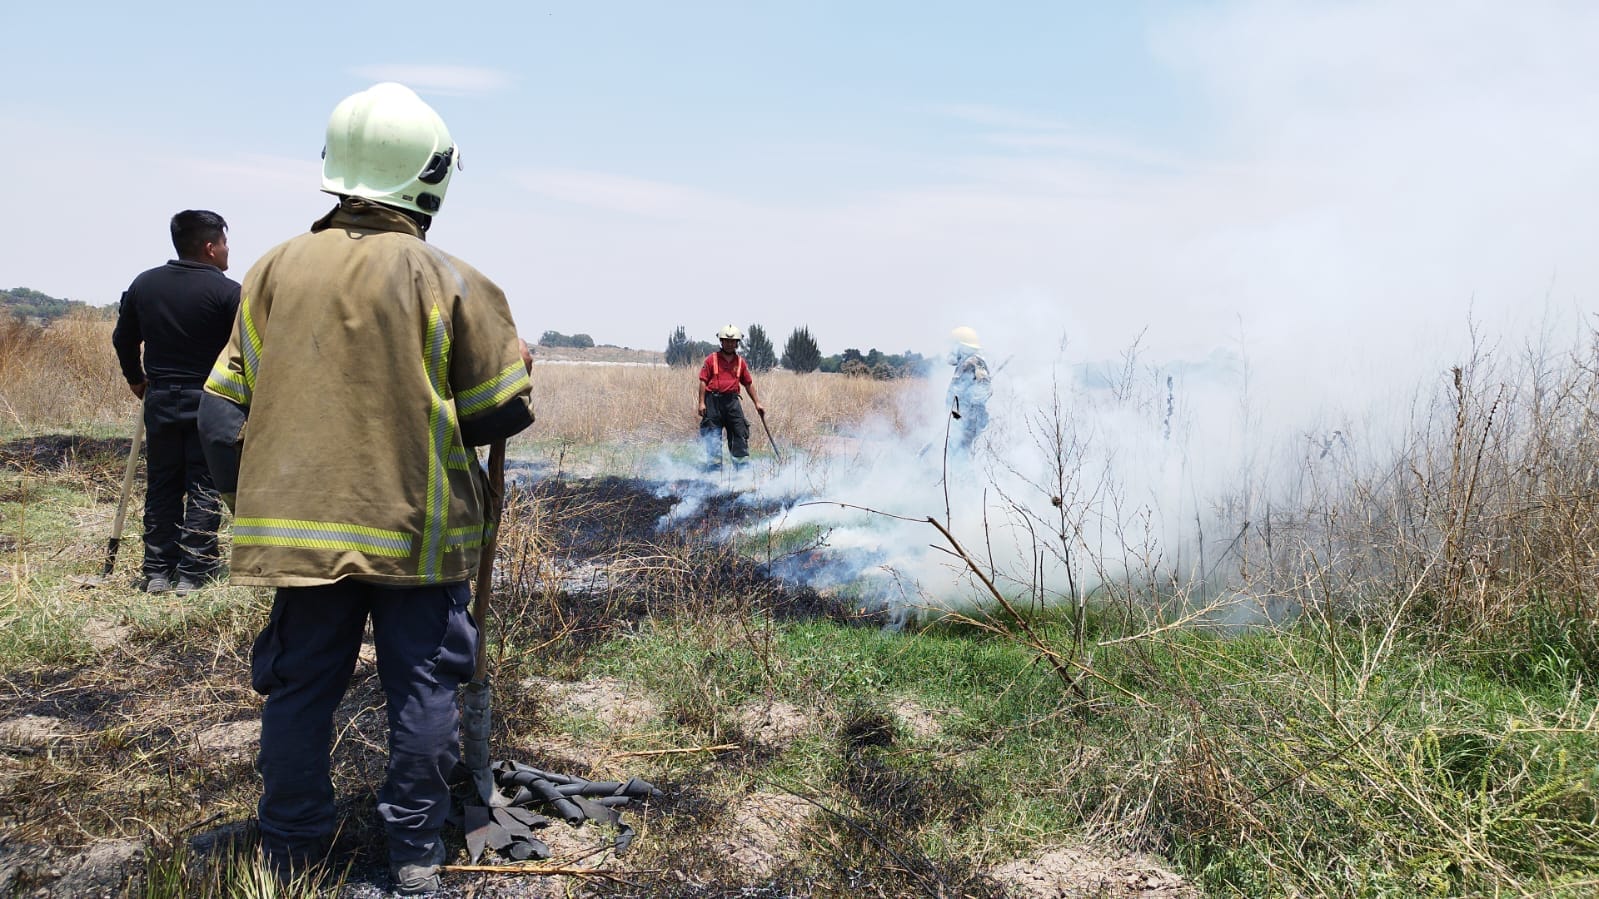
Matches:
[175,576,203,596]
[144,573,173,594]
[391,841,446,895]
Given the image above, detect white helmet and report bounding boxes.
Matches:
[322,83,458,216]
[716,324,744,341]
[951,326,981,349]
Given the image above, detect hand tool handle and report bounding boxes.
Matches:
[470,439,506,681]
[103,407,145,576]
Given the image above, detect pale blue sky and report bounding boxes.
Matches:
[3,1,1597,390]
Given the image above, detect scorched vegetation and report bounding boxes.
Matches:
[0,314,1595,897]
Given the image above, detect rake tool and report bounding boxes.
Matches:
[461,439,507,808]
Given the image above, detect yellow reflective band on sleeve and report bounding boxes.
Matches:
[240,295,264,394]
[456,362,530,418]
[421,304,454,579]
[205,365,249,404]
[446,447,473,470]
[233,518,413,557]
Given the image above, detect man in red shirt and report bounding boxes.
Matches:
[697,325,766,470]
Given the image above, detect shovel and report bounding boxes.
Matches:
[461,439,508,807]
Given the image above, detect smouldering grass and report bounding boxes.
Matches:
[9,316,1599,896]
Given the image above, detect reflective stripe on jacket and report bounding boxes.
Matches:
[699,351,751,395]
[204,199,532,587]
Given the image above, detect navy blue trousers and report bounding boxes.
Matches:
[142,385,221,580]
[251,579,477,866]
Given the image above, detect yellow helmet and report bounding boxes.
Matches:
[321,83,458,216]
[950,326,981,350]
[716,325,744,341]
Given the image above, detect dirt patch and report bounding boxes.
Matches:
[707,791,814,879]
[892,698,944,741]
[81,618,131,653]
[528,675,663,735]
[0,714,75,749]
[195,720,260,757]
[989,847,1199,898]
[734,700,812,749]
[0,838,146,897]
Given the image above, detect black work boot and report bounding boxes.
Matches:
[391,841,446,895]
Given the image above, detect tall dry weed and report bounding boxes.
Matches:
[0,312,131,433]
[524,363,914,456]
[1232,327,1599,641]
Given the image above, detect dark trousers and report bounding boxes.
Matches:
[251,580,478,866]
[699,392,750,463]
[142,385,221,580]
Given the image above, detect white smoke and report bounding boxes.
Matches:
[631,292,1589,630]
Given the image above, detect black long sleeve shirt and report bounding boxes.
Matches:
[112,259,241,387]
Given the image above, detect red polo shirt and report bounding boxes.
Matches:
[699,351,752,394]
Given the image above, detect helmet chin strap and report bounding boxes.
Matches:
[336,196,433,233]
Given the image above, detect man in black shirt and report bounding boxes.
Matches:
[112,210,241,594]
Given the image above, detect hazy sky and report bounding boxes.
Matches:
[3,1,1595,371]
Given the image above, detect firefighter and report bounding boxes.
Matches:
[198,83,534,895]
[697,324,765,470]
[946,326,991,456]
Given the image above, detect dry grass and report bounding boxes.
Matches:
[0,312,915,456]
[522,362,917,457]
[7,314,1599,897]
[0,313,132,434]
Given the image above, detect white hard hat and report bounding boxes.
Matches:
[322,83,458,216]
[951,326,981,349]
[716,325,744,341]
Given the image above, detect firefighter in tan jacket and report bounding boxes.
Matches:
[199,83,533,895]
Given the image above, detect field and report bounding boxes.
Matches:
[2,313,1597,897]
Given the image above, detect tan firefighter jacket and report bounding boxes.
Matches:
[202,200,533,587]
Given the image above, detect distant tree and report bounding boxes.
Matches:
[537,330,597,349]
[0,286,98,325]
[665,326,694,367]
[840,359,871,378]
[895,351,932,378]
[780,326,822,374]
[744,324,777,372]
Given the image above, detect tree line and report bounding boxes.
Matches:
[1,287,113,325]
[664,325,930,379]
[536,330,595,349]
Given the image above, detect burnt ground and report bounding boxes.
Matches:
[0,471,904,897]
[0,464,1196,897]
[0,434,135,474]
[492,477,878,661]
